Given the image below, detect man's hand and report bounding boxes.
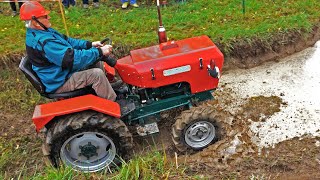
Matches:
[102,54,117,67]
[100,45,113,56]
[100,45,117,67]
[92,41,103,48]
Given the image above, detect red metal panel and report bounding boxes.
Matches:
[103,62,116,81]
[103,62,116,76]
[116,35,224,93]
[130,35,216,62]
[32,94,120,132]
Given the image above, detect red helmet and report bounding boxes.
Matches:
[20,1,50,21]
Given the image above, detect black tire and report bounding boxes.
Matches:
[42,110,133,172]
[172,106,226,153]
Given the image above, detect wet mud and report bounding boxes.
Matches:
[179,41,320,179]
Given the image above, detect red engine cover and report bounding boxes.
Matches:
[115,35,224,94]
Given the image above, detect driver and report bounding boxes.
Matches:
[20,1,116,101]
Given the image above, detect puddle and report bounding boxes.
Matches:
[220,41,320,148]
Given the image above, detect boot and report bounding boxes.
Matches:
[122,2,129,9]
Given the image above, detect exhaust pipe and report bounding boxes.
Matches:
[157,0,167,43]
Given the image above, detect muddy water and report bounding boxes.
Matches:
[220,41,320,149]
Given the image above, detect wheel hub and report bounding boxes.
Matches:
[195,129,206,139]
[185,121,216,149]
[60,132,116,172]
[79,142,99,160]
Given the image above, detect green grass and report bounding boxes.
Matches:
[0,136,43,179]
[30,166,87,180]
[0,0,319,57]
[1,146,194,179]
[0,68,46,114]
[112,151,184,180]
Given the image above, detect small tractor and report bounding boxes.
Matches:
[19,1,224,172]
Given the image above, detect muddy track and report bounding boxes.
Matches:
[179,41,320,179]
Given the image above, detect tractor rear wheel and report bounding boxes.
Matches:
[172,106,226,153]
[43,110,133,172]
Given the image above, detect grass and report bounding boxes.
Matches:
[0,0,319,57]
[1,145,193,179]
[111,151,187,180]
[0,68,46,114]
[0,136,43,179]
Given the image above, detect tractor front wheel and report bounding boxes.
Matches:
[172,106,226,153]
[43,110,133,172]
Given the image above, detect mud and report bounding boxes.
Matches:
[222,26,320,70]
[186,137,320,179]
[223,41,320,148]
[180,41,320,179]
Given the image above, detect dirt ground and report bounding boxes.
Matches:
[180,89,320,179]
[180,41,320,179]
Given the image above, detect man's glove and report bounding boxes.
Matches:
[101,54,117,67]
[99,45,116,67]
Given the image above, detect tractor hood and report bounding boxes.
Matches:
[115,35,224,94]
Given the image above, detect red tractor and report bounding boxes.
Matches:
[19,2,224,172]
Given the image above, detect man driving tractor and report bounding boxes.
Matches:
[20,1,116,101]
[18,0,224,172]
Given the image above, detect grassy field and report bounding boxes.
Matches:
[0,0,320,179]
[0,0,319,57]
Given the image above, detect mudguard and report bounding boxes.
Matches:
[103,62,116,81]
[32,94,120,132]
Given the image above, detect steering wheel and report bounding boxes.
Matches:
[100,37,112,45]
[100,37,117,67]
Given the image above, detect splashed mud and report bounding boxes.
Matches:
[181,41,320,179]
[222,41,320,148]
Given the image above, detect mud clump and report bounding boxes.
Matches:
[240,95,283,122]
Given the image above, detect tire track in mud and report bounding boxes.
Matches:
[179,41,320,177]
[182,88,282,170]
[132,80,291,167]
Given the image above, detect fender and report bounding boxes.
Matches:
[103,62,116,81]
[32,94,120,132]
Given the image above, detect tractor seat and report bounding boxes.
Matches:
[19,56,94,99]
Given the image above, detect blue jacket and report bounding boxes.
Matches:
[25,28,103,93]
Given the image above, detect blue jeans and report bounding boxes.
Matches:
[83,0,98,5]
[121,0,136,4]
[62,0,75,8]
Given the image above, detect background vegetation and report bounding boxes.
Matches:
[0,0,319,56]
[0,0,319,179]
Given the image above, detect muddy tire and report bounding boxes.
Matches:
[172,106,226,153]
[43,110,133,172]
